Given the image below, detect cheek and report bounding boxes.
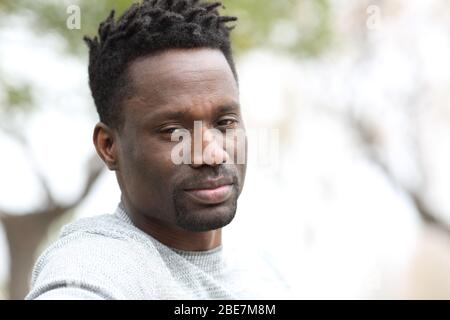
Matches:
[236,134,248,191]
[225,129,247,165]
[121,137,174,188]
[136,143,174,180]
[237,163,247,190]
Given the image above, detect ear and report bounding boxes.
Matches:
[93,122,118,171]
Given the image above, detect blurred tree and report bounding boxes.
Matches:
[0,0,331,299]
[1,0,331,56]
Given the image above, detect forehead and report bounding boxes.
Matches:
[124,48,239,120]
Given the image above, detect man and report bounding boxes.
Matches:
[26,0,288,299]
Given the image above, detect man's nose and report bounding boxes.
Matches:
[189,125,230,168]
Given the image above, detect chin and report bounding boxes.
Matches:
[175,200,237,232]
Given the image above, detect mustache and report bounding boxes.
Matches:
[177,166,239,190]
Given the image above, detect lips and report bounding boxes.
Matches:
[183,178,234,205]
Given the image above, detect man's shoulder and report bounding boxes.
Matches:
[27,213,166,299]
[36,213,163,271]
[59,212,135,239]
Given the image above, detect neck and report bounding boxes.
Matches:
[120,198,222,252]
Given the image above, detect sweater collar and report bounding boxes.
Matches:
[113,202,224,260]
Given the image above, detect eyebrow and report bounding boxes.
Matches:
[216,102,240,114]
[147,101,241,122]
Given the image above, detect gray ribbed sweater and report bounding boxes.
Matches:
[25,204,290,300]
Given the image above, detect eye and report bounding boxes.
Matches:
[160,127,183,135]
[162,128,176,134]
[217,118,238,127]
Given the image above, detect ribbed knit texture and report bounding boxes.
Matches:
[25,203,290,300]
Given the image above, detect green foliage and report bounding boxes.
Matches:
[4,82,33,110]
[1,0,331,56]
[226,0,331,57]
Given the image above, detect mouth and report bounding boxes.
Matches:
[183,178,234,205]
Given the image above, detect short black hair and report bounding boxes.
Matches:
[84,0,238,129]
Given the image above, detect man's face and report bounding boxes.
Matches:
[115,48,246,232]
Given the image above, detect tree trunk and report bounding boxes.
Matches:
[0,155,104,299]
[1,209,64,299]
